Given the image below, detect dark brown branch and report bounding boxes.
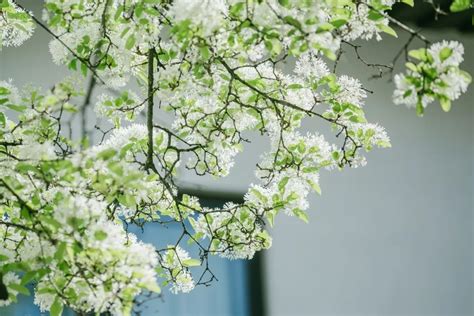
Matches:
[80,75,96,141]
[145,48,156,170]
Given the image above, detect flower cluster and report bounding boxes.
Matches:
[393,41,471,115]
[158,246,196,294]
[43,0,165,87]
[0,0,35,50]
[95,91,144,127]
[31,194,160,315]
[190,203,272,260]
[341,0,396,41]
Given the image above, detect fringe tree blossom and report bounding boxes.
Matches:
[0,0,470,315]
[341,0,396,41]
[0,0,34,49]
[393,40,471,115]
[158,246,196,294]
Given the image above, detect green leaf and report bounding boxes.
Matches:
[439,47,453,62]
[316,22,334,33]
[377,24,397,38]
[440,98,452,112]
[278,177,289,193]
[270,39,282,56]
[68,59,77,71]
[187,232,204,245]
[250,188,268,203]
[199,45,211,60]
[80,62,88,77]
[256,230,272,248]
[50,297,64,316]
[125,34,136,50]
[144,282,161,293]
[182,258,201,267]
[459,69,472,84]
[9,283,30,296]
[450,0,472,12]
[94,230,108,241]
[416,100,424,117]
[36,287,56,295]
[401,0,414,6]
[6,104,27,112]
[39,215,62,230]
[97,148,117,160]
[405,62,418,72]
[0,112,5,128]
[330,19,347,28]
[0,87,10,95]
[0,0,10,9]
[308,180,321,195]
[54,242,67,260]
[408,48,428,61]
[266,211,275,227]
[368,10,384,21]
[21,271,37,286]
[323,49,337,61]
[297,142,306,153]
[283,16,302,30]
[63,102,78,113]
[293,208,309,223]
[230,2,245,16]
[247,108,260,119]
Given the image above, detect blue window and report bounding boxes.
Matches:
[0,196,265,316]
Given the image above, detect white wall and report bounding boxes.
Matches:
[1,3,472,315]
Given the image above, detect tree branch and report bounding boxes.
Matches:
[80,75,97,141]
[145,48,156,171]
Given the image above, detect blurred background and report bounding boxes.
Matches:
[0,1,472,315]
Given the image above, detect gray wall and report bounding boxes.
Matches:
[1,3,472,315]
[264,30,473,316]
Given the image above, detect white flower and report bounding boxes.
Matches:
[161,246,196,294]
[95,91,144,126]
[341,2,394,42]
[349,122,390,148]
[0,80,20,104]
[90,124,148,155]
[0,1,35,49]
[434,69,470,101]
[393,41,470,113]
[294,53,330,81]
[429,40,464,70]
[34,290,55,312]
[336,75,367,107]
[168,0,228,35]
[393,74,418,107]
[16,138,56,161]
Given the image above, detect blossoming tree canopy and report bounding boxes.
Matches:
[0,0,471,314]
